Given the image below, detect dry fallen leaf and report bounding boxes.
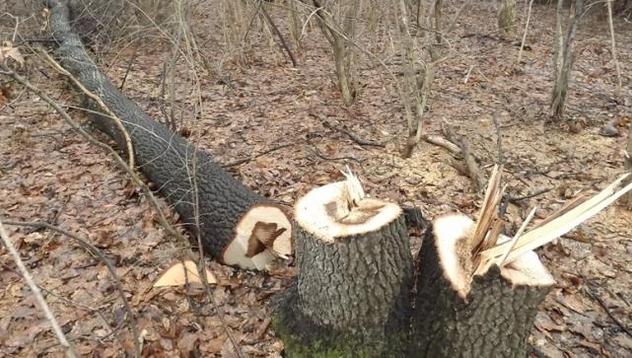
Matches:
[153,260,217,287]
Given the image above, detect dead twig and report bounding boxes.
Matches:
[37,50,135,169]
[258,1,298,67]
[492,112,503,166]
[0,219,77,358]
[311,113,385,147]
[585,287,632,338]
[507,187,553,203]
[0,64,183,249]
[306,140,362,163]
[223,143,294,167]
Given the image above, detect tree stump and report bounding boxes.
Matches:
[273,179,413,357]
[412,214,554,357]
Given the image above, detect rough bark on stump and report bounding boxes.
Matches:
[273,181,413,357]
[412,214,554,357]
[46,0,291,269]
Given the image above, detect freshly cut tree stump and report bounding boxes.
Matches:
[413,214,555,357]
[273,177,414,357]
[46,0,291,270]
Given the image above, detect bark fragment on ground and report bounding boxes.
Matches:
[46,0,291,269]
[273,175,413,357]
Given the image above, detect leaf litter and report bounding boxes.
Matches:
[1,2,632,357]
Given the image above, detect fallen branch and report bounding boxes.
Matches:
[223,143,294,167]
[507,187,553,203]
[310,113,385,148]
[442,120,485,191]
[0,219,77,358]
[421,134,460,155]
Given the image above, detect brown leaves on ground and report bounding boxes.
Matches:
[1,1,632,356]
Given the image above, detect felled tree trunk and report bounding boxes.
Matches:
[412,214,554,357]
[46,0,291,270]
[273,178,413,357]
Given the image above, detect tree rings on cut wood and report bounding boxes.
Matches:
[413,214,555,357]
[223,204,292,270]
[273,180,414,357]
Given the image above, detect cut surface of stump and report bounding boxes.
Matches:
[274,177,413,357]
[413,214,554,357]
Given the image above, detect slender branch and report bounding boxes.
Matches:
[259,1,298,67]
[517,0,534,64]
[0,63,187,256]
[606,0,622,95]
[38,50,135,169]
[0,219,77,358]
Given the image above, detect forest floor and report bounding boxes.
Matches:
[1,2,632,357]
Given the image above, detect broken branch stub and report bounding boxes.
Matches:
[46,0,291,270]
[412,214,554,357]
[273,177,413,357]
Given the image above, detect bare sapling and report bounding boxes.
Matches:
[395,0,467,158]
[309,0,362,105]
[623,125,632,209]
[551,0,584,119]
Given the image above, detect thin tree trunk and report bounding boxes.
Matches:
[551,0,584,119]
[311,0,358,105]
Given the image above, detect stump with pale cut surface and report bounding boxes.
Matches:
[273,180,414,357]
[412,214,555,357]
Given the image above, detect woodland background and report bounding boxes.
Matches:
[1,0,632,356]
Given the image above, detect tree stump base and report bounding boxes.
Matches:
[413,214,554,357]
[274,179,413,357]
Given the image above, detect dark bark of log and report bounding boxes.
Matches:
[412,226,552,357]
[46,0,291,269]
[273,182,413,357]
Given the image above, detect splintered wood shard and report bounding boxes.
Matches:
[482,174,632,266]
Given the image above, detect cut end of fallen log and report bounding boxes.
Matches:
[295,177,402,242]
[223,204,292,271]
[433,214,555,298]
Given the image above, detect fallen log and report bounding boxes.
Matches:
[273,173,414,357]
[46,0,291,270]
